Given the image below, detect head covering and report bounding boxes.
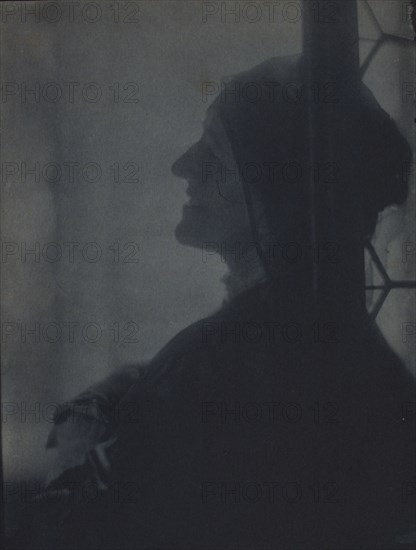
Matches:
[204,55,411,281]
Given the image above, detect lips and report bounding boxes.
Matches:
[185,188,202,206]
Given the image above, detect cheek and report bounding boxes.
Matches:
[215,202,253,242]
[216,175,246,204]
[182,201,248,231]
[175,201,252,248]
[202,163,246,205]
[205,184,246,212]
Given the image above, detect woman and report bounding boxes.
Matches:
[17,55,415,549]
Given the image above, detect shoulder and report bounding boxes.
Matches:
[140,285,269,388]
[138,311,225,394]
[120,289,266,408]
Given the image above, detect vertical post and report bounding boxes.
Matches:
[302,0,364,323]
[0,13,4,544]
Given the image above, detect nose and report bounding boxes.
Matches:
[171,143,199,179]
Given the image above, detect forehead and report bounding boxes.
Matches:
[202,106,218,133]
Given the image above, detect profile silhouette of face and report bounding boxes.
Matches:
[172,112,252,250]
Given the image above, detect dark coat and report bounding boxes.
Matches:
[18,283,414,550]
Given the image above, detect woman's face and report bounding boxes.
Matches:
[172,129,252,249]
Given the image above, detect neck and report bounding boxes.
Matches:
[222,256,266,301]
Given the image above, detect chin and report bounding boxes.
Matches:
[174,219,202,248]
[174,207,215,249]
